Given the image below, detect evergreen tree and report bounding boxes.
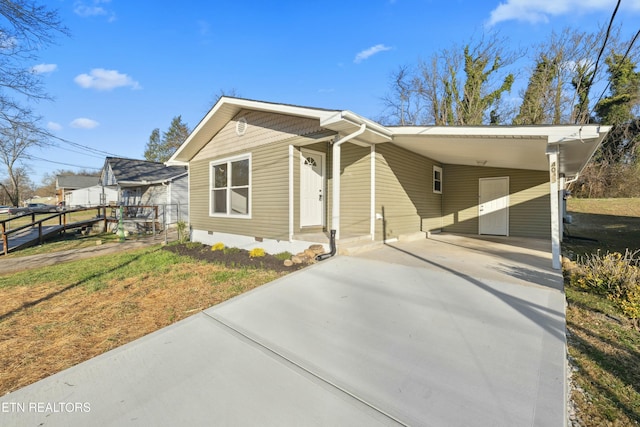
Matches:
[143,116,191,163]
[513,55,558,125]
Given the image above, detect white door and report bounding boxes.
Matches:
[300,149,325,227]
[479,177,509,236]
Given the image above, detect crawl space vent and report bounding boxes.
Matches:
[236,117,247,136]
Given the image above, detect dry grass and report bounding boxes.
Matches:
[0,247,283,395]
[566,288,640,426]
[567,198,640,217]
[564,198,640,426]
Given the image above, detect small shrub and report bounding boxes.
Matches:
[274,251,293,261]
[211,242,225,251]
[223,247,242,255]
[570,249,640,319]
[176,220,189,243]
[249,247,266,258]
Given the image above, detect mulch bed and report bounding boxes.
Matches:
[163,243,308,272]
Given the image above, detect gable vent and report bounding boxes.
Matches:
[236,117,248,136]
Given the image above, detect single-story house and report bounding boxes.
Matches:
[100,157,189,225]
[55,175,100,204]
[167,97,610,269]
[64,185,118,208]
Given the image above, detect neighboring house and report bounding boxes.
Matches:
[100,157,189,225]
[167,97,610,269]
[56,175,100,203]
[64,185,118,208]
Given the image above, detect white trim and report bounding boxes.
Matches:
[299,148,326,227]
[548,149,561,269]
[191,229,327,255]
[433,165,443,194]
[370,145,376,240]
[209,153,252,219]
[559,175,565,243]
[288,145,294,241]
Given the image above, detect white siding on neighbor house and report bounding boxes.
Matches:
[65,185,117,207]
[168,175,189,224]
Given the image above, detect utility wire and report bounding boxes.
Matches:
[587,0,620,90]
[576,0,621,123]
[49,134,123,158]
[50,143,106,159]
[24,154,102,170]
[589,27,640,118]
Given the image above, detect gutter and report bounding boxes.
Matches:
[331,123,367,241]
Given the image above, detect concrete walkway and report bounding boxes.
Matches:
[0,234,566,426]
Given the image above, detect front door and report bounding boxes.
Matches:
[479,177,509,236]
[300,149,325,227]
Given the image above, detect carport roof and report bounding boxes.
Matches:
[390,124,610,177]
[168,97,610,178]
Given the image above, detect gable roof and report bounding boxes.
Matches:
[168,97,610,179]
[56,175,99,190]
[103,157,187,186]
[168,97,392,164]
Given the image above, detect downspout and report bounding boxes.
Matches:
[331,123,366,241]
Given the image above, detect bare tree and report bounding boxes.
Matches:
[379,65,425,125]
[0,0,68,128]
[381,33,517,126]
[0,123,47,205]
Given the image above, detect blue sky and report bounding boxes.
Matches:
[25,0,640,186]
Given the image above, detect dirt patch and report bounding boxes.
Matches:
[163,243,309,272]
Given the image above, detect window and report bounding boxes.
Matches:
[210,154,251,217]
[433,166,442,194]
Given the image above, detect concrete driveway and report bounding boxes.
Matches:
[0,234,566,426]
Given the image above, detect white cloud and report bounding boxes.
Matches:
[488,0,640,26]
[31,63,57,74]
[74,68,141,91]
[74,0,116,21]
[354,44,392,64]
[47,121,63,131]
[70,118,100,129]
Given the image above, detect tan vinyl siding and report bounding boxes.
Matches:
[442,165,550,238]
[340,144,371,236]
[375,144,442,240]
[193,110,323,162]
[190,139,290,241]
[190,129,336,241]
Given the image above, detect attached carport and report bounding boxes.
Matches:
[390,125,610,269]
[0,235,567,426]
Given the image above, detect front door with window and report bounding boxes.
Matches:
[479,177,509,236]
[300,149,325,227]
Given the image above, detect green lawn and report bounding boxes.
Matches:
[564,198,640,426]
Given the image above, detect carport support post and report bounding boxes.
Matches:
[548,148,561,270]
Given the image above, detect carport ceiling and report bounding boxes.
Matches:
[389,125,608,177]
[391,134,550,171]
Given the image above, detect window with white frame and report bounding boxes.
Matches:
[433,165,442,194]
[210,154,251,217]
